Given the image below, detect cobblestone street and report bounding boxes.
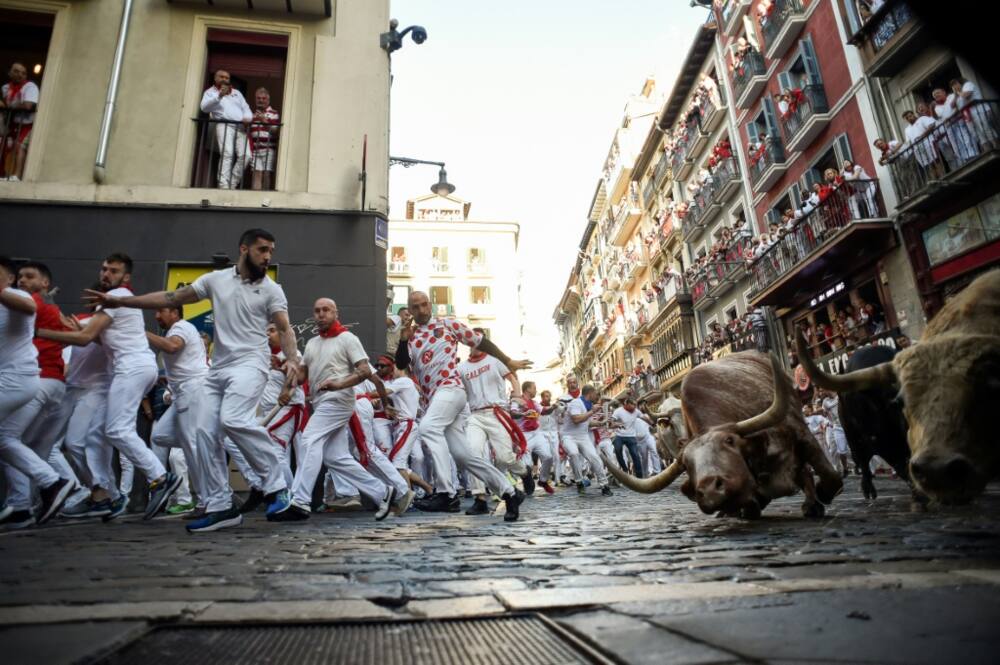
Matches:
[2,478,999,664]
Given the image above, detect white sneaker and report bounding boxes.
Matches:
[374,487,396,521]
[326,495,362,510]
[6,175,19,182]
[391,489,415,516]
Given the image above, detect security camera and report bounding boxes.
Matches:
[410,26,428,44]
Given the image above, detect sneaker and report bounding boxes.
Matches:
[502,489,525,522]
[325,495,363,510]
[265,490,292,520]
[392,489,415,516]
[61,498,104,518]
[63,486,91,509]
[522,473,535,496]
[186,506,244,533]
[413,487,428,500]
[465,498,490,515]
[101,495,129,523]
[38,478,73,524]
[464,489,474,499]
[447,494,461,512]
[7,175,19,182]
[375,487,397,521]
[539,481,555,495]
[0,509,34,530]
[144,472,182,520]
[601,485,614,497]
[0,505,11,522]
[268,501,310,522]
[582,478,592,487]
[577,482,586,495]
[239,488,266,514]
[166,502,195,515]
[415,491,458,513]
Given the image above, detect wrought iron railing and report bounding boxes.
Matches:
[690,236,754,305]
[731,49,767,102]
[761,0,804,51]
[748,137,785,186]
[191,117,283,190]
[780,84,830,144]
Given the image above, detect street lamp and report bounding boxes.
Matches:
[390,156,456,196]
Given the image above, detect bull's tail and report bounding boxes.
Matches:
[601,454,685,494]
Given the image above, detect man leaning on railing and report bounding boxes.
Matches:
[1,62,39,182]
[200,70,252,190]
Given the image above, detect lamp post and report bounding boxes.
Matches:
[389,156,456,196]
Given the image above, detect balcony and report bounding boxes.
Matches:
[651,275,691,327]
[432,303,455,317]
[700,89,727,134]
[761,0,807,61]
[191,117,282,190]
[748,136,788,191]
[682,200,706,243]
[848,0,923,78]
[430,261,452,276]
[611,196,643,246]
[642,175,658,212]
[388,261,411,276]
[670,116,701,182]
[467,261,491,275]
[683,158,742,244]
[732,49,768,110]
[721,0,752,37]
[749,179,895,306]
[657,213,676,257]
[626,246,647,282]
[887,100,1000,213]
[690,237,753,310]
[700,324,771,365]
[780,84,831,153]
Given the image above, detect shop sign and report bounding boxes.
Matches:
[812,327,902,376]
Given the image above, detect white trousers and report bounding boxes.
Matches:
[104,363,164,481]
[523,429,553,483]
[418,387,513,497]
[2,377,67,509]
[0,373,60,495]
[467,410,527,496]
[196,365,286,512]
[214,123,250,189]
[826,425,849,456]
[639,433,662,474]
[291,399,386,507]
[389,420,418,471]
[373,417,393,453]
[563,433,608,486]
[353,407,409,497]
[151,379,207,506]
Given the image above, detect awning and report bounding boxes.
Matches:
[167,0,331,18]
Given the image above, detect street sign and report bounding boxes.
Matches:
[375,217,388,249]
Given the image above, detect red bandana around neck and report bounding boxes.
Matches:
[318,321,348,338]
[569,389,581,399]
[468,351,487,362]
[4,80,26,104]
[269,344,281,355]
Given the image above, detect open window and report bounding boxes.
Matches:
[468,247,487,273]
[0,9,54,180]
[389,246,408,273]
[431,246,449,273]
[800,134,852,191]
[192,29,288,191]
[430,286,453,316]
[470,286,491,305]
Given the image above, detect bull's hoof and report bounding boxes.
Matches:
[862,478,877,501]
[816,476,844,505]
[802,501,826,519]
[740,502,762,520]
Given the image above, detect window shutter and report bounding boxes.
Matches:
[765,208,781,226]
[800,37,822,86]
[833,134,853,163]
[777,71,794,93]
[789,182,802,208]
[802,168,822,191]
[762,98,779,135]
[746,120,759,143]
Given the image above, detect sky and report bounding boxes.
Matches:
[388,0,710,364]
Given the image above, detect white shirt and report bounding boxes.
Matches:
[200,85,252,123]
[354,380,376,420]
[191,268,288,372]
[634,414,652,439]
[161,320,208,388]
[805,414,829,438]
[386,313,402,353]
[538,403,559,432]
[563,397,593,438]
[2,80,40,125]
[302,330,367,409]
[458,356,512,410]
[821,396,843,428]
[612,406,640,437]
[65,317,109,389]
[0,287,39,376]
[957,81,982,110]
[259,350,304,411]
[99,287,156,373]
[386,376,420,421]
[904,116,937,144]
[934,97,958,122]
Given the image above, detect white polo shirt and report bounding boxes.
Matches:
[0,287,39,376]
[386,376,420,421]
[200,86,252,123]
[161,319,209,388]
[611,406,640,438]
[457,356,511,411]
[99,287,156,373]
[65,317,109,389]
[191,267,288,372]
[563,397,592,438]
[634,414,651,440]
[302,330,367,409]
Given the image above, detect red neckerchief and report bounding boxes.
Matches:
[4,80,26,105]
[468,351,487,362]
[318,321,348,338]
[269,344,281,354]
[569,389,581,399]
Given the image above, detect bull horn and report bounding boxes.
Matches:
[732,353,789,437]
[794,329,897,393]
[601,454,685,493]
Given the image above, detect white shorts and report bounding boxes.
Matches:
[252,147,276,172]
[826,426,849,456]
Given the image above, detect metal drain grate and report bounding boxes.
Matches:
[93,615,609,665]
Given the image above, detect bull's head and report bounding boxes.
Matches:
[604,354,788,515]
[795,331,999,504]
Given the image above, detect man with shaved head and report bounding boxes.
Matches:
[395,290,532,521]
[274,298,408,522]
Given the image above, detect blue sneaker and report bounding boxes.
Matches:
[145,472,182,520]
[582,478,592,487]
[265,490,291,520]
[101,495,129,523]
[186,506,243,533]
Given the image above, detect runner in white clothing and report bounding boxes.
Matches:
[394,291,532,521]
[349,378,412,511]
[633,401,661,475]
[374,357,434,496]
[458,348,530,516]
[81,230,298,533]
[517,381,554,495]
[0,256,73,527]
[37,253,181,522]
[563,384,613,496]
[537,389,562,490]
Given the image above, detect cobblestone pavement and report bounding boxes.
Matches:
[2,478,999,664]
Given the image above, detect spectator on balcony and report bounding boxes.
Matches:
[200,70,253,190]
[841,160,878,218]
[951,77,997,150]
[1,62,40,182]
[757,0,774,28]
[249,87,280,191]
[902,109,941,178]
[932,87,978,166]
[774,92,790,119]
[873,137,902,165]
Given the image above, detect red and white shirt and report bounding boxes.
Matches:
[250,106,280,149]
[407,317,482,400]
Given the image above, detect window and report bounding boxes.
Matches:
[389,246,408,273]
[470,286,491,304]
[909,60,963,110]
[800,134,852,191]
[390,285,411,313]
[430,286,451,305]
[777,37,822,93]
[191,29,289,191]
[431,247,449,272]
[0,9,54,181]
[725,304,739,322]
[468,247,487,272]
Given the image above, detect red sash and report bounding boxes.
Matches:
[493,406,527,455]
[388,420,415,461]
[267,404,305,448]
[348,413,369,467]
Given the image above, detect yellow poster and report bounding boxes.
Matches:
[164,264,278,335]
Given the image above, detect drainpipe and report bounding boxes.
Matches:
[93,0,134,184]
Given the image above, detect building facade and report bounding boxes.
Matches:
[2,0,391,351]
[387,193,522,356]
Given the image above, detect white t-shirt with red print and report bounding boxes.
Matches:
[457,355,512,411]
[407,317,483,400]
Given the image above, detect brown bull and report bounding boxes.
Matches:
[605,353,843,518]
[796,269,1000,505]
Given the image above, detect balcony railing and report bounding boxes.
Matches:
[1,107,37,181]
[732,49,767,105]
[887,100,1000,205]
[431,261,450,273]
[748,136,785,187]
[388,261,410,274]
[191,117,282,190]
[851,0,915,53]
[468,261,490,274]
[779,84,829,145]
[761,0,805,54]
[699,323,770,365]
[670,116,700,176]
[749,179,886,296]
[690,236,753,305]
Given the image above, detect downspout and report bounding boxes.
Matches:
[93,0,134,184]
